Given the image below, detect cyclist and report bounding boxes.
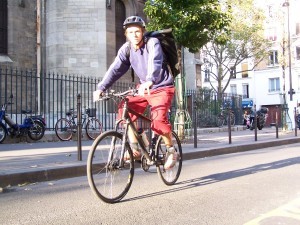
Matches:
[95,16,177,170]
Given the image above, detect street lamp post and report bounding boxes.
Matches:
[282,0,293,101]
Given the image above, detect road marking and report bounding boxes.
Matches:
[244,198,300,225]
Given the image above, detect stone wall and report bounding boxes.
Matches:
[45,0,106,77]
[1,0,37,69]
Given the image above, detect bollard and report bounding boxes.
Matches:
[275,108,279,139]
[254,104,257,141]
[228,107,232,144]
[295,107,297,137]
[194,102,198,148]
[77,93,82,161]
[193,99,197,148]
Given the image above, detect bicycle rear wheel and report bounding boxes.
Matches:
[156,131,182,185]
[55,118,73,141]
[87,131,134,203]
[216,115,224,127]
[86,118,102,140]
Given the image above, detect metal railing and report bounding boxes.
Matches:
[0,67,132,131]
[0,67,244,132]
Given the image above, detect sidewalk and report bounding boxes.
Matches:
[1,126,300,188]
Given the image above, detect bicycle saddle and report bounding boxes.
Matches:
[21,110,32,114]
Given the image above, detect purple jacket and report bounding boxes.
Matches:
[97,37,174,91]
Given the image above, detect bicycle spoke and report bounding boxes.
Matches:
[156,131,182,185]
[87,131,134,203]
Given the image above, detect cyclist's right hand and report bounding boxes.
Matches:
[93,90,104,102]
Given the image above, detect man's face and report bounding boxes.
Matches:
[125,25,143,48]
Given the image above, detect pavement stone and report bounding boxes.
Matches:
[0,126,300,188]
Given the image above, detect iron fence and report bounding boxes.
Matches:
[0,67,244,132]
[186,89,244,128]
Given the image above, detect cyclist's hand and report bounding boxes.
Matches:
[93,90,104,102]
[138,81,153,96]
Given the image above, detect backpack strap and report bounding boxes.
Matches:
[125,42,135,83]
[143,36,168,71]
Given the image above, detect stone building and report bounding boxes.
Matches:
[0,0,146,80]
[0,0,37,69]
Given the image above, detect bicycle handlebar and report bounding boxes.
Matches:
[98,89,138,101]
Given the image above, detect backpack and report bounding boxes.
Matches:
[126,28,180,82]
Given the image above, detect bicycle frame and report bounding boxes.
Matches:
[114,96,154,165]
[67,111,90,129]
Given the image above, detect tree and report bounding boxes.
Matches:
[202,0,271,99]
[144,0,231,139]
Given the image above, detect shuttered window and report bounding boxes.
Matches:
[0,0,7,54]
[241,63,248,78]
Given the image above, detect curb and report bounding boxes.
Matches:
[1,136,300,188]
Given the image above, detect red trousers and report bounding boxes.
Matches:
[118,86,175,135]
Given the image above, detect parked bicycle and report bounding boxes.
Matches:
[0,95,46,143]
[55,107,102,141]
[216,108,235,127]
[87,89,183,203]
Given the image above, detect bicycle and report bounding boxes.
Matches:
[216,108,235,127]
[87,89,182,203]
[55,107,102,141]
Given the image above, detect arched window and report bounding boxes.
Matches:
[115,0,126,55]
[0,0,8,54]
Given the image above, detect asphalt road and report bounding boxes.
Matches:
[1,142,300,225]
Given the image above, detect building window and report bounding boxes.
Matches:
[241,63,248,78]
[296,46,300,60]
[230,84,237,95]
[0,0,8,54]
[204,69,210,82]
[115,0,126,55]
[269,77,280,92]
[242,84,249,98]
[268,50,278,66]
[266,27,277,41]
[230,66,236,78]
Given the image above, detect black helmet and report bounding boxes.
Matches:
[123,16,146,29]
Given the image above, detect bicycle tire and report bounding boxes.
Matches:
[216,115,224,127]
[230,113,235,126]
[156,130,182,185]
[28,120,45,141]
[87,130,134,203]
[86,118,102,140]
[0,123,6,143]
[55,118,73,141]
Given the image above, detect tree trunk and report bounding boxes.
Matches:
[175,46,185,140]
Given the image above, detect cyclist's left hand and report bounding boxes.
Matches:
[138,81,153,96]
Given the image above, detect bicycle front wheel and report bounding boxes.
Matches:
[55,118,73,141]
[156,131,182,185]
[86,118,102,140]
[87,131,134,203]
[229,113,235,126]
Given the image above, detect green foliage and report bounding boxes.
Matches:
[144,0,231,53]
[203,0,271,96]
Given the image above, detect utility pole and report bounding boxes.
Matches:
[282,0,294,101]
